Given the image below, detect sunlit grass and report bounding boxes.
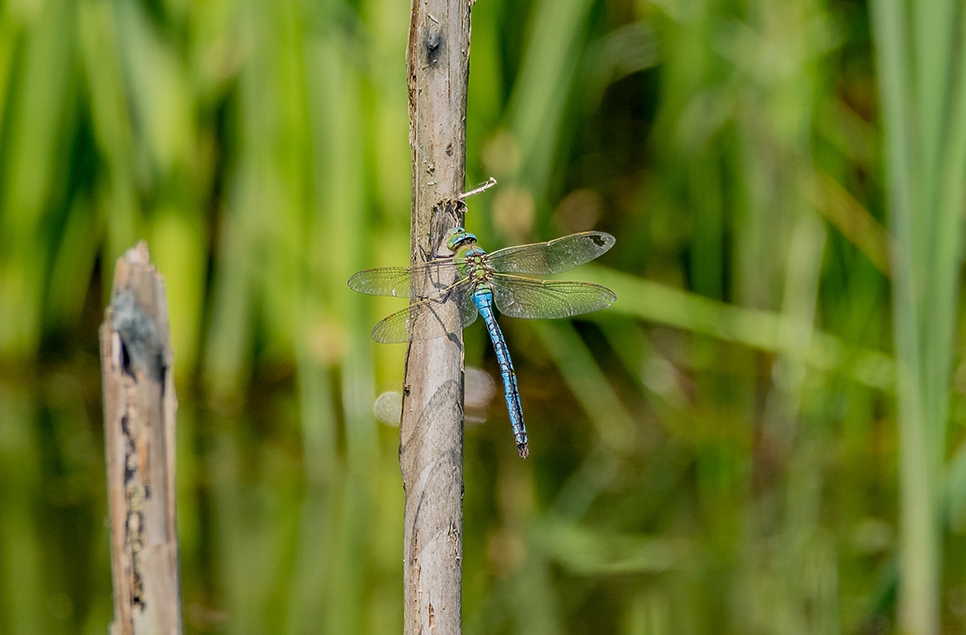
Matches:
[871,0,966,632]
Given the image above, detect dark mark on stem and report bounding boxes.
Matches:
[425,23,443,66]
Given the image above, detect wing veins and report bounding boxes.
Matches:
[347,258,458,297]
[371,279,477,343]
[485,232,615,275]
[490,274,617,319]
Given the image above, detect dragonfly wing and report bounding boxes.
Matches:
[347,267,412,297]
[485,232,615,274]
[347,259,456,297]
[491,274,617,319]
[371,281,478,343]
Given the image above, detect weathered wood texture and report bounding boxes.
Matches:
[401,1,473,633]
[100,242,183,635]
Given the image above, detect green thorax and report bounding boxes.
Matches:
[448,226,493,286]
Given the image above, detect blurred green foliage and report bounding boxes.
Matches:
[1,0,966,633]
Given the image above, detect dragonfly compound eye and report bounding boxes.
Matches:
[447,227,478,251]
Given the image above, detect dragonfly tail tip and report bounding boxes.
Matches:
[517,443,529,459]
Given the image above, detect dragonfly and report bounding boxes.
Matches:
[348,226,617,459]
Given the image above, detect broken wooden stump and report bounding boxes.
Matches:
[100,242,183,635]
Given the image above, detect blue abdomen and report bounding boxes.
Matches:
[472,287,528,459]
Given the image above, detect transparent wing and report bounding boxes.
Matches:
[371,280,478,343]
[485,232,615,274]
[491,274,617,319]
[347,259,456,297]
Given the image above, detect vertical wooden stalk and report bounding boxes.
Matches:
[100,242,183,635]
[401,1,472,633]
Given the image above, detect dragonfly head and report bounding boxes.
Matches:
[447,226,477,251]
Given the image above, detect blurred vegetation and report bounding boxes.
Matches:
[1,0,966,634]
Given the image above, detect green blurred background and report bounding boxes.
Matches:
[2,0,966,633]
